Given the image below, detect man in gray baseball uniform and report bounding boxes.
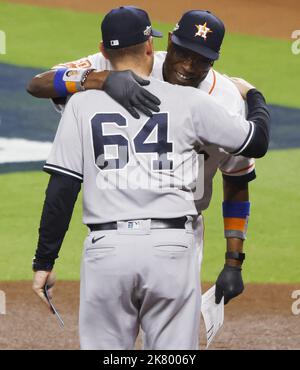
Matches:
[32,7,270,350]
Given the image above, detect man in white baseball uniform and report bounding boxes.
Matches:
[32,7,270,350]
[28,9,258,305]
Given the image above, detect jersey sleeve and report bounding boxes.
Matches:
[219,154,256,183]
[50,53,111,113]
[191,91,254,154]
[51,52,105,70]
[44,97,83,182]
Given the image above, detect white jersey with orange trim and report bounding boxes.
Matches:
[52,51,255,211]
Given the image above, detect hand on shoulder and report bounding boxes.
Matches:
[223,75,256,99]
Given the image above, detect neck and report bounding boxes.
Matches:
[113,61,151,78]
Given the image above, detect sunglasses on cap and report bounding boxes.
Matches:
[172,43,214,67]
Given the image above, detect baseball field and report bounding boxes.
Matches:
[0,0,299,349]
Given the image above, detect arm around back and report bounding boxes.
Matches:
[191,87,270,159]
[26,70,58,98]
[238,89,270,158]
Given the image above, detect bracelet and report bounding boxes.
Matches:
[225,252,245,262]
[80,68,96,90]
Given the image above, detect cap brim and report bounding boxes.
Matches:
[151,29,163,38]
[171,34,219,60]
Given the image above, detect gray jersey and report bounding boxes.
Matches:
[52,52,255,211]
[44,78,253,224]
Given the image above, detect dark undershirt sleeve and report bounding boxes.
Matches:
[236,89,271,158]
[222,169,256,185]
[33,173,81,271]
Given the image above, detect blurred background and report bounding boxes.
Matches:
[0,0,299,284]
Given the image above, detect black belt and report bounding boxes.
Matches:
[88,217,188,231]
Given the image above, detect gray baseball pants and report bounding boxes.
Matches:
[79,216,202,350]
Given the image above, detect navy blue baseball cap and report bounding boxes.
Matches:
[171,10,225,60]
[101,6,163,49]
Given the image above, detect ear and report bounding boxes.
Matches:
[100,42,109,59]
[145,38,154,56]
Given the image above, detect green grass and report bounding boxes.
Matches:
[202,148,300,283]
[0,170,85,280]
[0,149,299,282]
[216,34,300,109]
[0,2,299,282]
[0,170,86,280]
[0,1,299,108]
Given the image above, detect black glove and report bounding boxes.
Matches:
[102,70,161,119]
[215,264,244,305]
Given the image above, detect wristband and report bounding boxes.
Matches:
[53,68,68,97]
[223,201,250,240]
[53,68,95,96]
[32,257,54,272]
[225,252,245,262]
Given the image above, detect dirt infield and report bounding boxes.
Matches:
[6,0,300,39]
[0,282,299,350]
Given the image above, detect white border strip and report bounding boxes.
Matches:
[234,121,255,156]
[43,165,83,181]
[0,138,52,163]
